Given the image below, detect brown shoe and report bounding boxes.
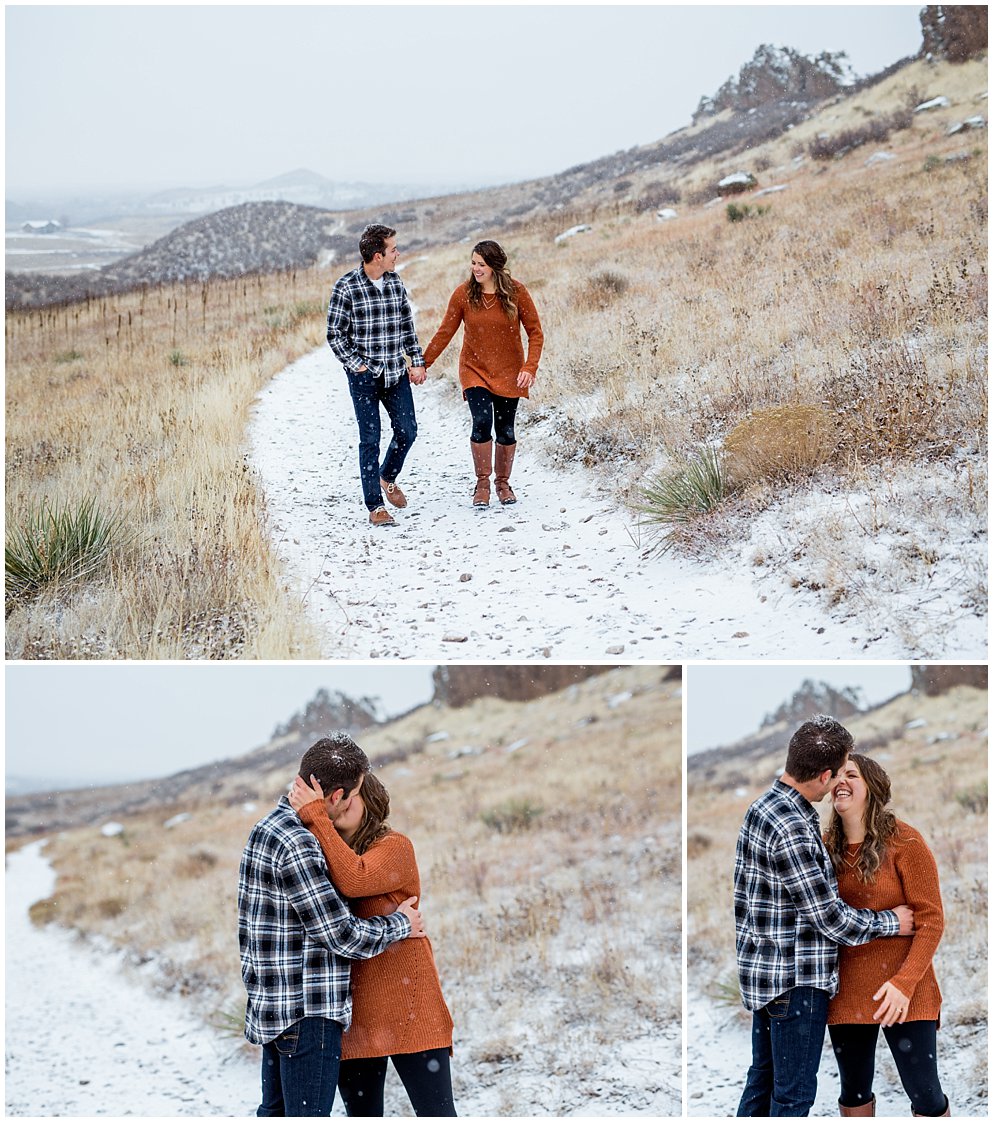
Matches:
[381,478,407,508]
[470,440,492,508]
[840,1096,876,1116]
[494,442,517,505]
[369,505,396,527]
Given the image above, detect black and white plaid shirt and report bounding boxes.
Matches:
[326,265,424,388]
[733,779,901,1012]
[238,798,411,1045]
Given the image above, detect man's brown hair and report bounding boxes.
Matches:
[359,224,397,263]
[784,715,853,781]
[298,732,369,797]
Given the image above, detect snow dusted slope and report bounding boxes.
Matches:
[247,348,985,661]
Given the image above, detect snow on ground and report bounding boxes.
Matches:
[246,348,986,660]
[5,841,259,1116]
[687,988,987,1116]
[7,841,678,1117]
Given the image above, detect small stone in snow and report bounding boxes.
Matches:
[560,507,566,513]
[542,647,552,657]
[498,525,515,532]
[606,644,625,655]
[442,633,468,643]
[459,573,472,582]
[733,631,749,639]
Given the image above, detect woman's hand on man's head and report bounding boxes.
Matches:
[289,774,326,814]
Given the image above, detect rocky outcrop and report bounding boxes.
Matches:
[431,665,614,709]
[920,6,989,63]
[694,44,852,121]
[910,665,988,695]
[760,680,863,729]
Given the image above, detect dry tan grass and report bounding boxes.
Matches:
[687,685,988,1026]
[724,404,837,489]
[5,273,332,657]
[24,666,682,1066]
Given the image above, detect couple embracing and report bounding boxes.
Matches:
[326,223,544,526]
[734,716,949,1117]
[238,734,456,1117]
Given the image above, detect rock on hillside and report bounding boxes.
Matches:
[432,665,610,709]
[694,43,854,121]
[911,664,989,695]
[921,5,989,63]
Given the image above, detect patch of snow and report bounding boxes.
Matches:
[915,96,951,113]
[100,821,124,837]
[163,812,192,829]
[554,224,592,244]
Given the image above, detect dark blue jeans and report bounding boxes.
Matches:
[737,986,830,1117]
[258,1016,342,1117]
[346,370,417,510]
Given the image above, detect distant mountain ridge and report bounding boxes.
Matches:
[7,8,986,310]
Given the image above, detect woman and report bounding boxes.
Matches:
[423,240,543,507]
[289,771,456,1117]
[825,753,948,1117]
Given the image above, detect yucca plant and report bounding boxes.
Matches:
[639,446,727,524]
[5,496,133,602]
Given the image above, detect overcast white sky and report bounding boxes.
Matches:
[686,663,913,753]
[6,4,924,196]
[5,663,436,787]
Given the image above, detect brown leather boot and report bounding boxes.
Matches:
[839,1096,875,1116]
[494,442,517,505]
[470,440,492,507]
[913,1099,950,1117]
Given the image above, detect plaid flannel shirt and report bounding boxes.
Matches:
[238,799,411,1045]
[733,779,901,1012]
[326,265,424,388]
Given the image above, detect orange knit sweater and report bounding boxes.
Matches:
[299,802,454,1060]
[422,280,543,399]
[827,820,943,1025]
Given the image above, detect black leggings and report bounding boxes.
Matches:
[337,1048,456,1117]
[465,386,519,446]
[829,1020,946,1116]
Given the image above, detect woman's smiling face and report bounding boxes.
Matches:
[832,758,869,819]
[471,253,494,287]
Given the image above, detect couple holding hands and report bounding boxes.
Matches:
[326,224,543,526]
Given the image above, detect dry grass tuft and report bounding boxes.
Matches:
[723,404,837,488]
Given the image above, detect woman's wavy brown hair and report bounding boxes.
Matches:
[466,240,517,320]
[825,752,898,883]
[346,771,393,856]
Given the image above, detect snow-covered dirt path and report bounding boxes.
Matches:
[687,988,986,1116]
[249,348,979,660]
[4,841,259,1117]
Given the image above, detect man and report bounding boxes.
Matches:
[238,733,426,1116]
[733,716,914,1117]
[326,223,426,527]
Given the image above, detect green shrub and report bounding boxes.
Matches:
[480,799,545,833]
[955,781,987,814]
[726,202,770,223]
[638,446,728,532]
[5,496,133,602]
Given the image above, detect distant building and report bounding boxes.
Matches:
[22,220,62,234]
